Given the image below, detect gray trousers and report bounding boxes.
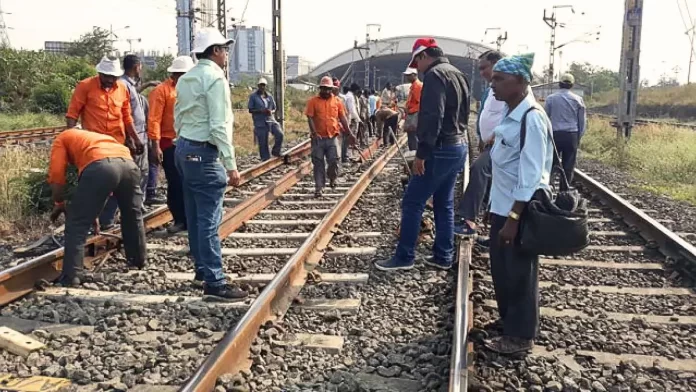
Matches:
[311,137,339,192]
[457,146,492,221]
[99,143,148,226]
[62,158,147,281]
[341,120,358,162]
[489,214,539,340]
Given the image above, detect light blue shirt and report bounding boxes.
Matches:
[368,95,377,116]
[544,89,586,136]
[490,93,554,217]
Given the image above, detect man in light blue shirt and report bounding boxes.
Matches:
[248,77,283,161]
[485,53,553,355]
[544,73,586,191]
[174,28,247,302]
[368,90,378,137]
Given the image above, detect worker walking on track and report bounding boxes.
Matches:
[48,129,146,286]
[544,73,586,191]
[403,67,423,151]
[248,77,284,161]
[375,37,469,272]
[342,83,361,162]
[455,50,504,238]
[175,28,247,301]
[486,53,552,355]
[305,76,352,197]
[148,55,194,235]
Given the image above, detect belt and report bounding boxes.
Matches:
[435,137,465,148]
[180,137,218,150]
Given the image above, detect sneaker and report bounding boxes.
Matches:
[314,189,323,198]
[454,220,477,237]
[422,256,453,270]
[484,336,533,355]
[167,223,187,234]
[203,284,248,302]
[145,196,166,206]
[374,257,415,271]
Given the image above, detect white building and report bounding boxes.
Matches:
[227,25,272,83]
[286,55,313,80]
[176,0,222,55]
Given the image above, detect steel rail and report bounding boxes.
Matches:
[588,112,696,130]
[575,169,696,265]
[179,136,399,392]
[449,238,473,392]
[0,144,312,305]
[0,126,66,146]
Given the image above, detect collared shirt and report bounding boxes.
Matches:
[368,95,377,115]
[120,75,147,143]
[478,87,506,144]
[148,78,177,142]
[48,128,132,185]
[490,93,554,216]
[544,89,586,136]
[175,59,237,171]
[406,79,423,115]
[248,90,277,128]
[66,76,134,144]
[305,95,346,138]
[344,92,359,121]
[381,89,395,109]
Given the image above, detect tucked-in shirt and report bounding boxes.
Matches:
[381,89,395,109]
[120,75,147,143]
[344,92,359,121]
[48,128,132,185]
[305,95,346,138]
[490,93,554,216]
[248,90,277,128]
[368,95,377,115]
[406,79,423,115]
[478,88,506,144]
[174,59,237,171]
[148,78,177,142]
[544,89,586,136]
[66,76,134,144]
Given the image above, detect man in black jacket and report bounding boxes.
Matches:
[375,37,469,271]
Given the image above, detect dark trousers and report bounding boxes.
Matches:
[146,162,158,199]
[489,214,539,340]
[100,144,148,226]
[163,144,186,226]
[311,137,339,192]
[369,115,376,137]
[457,146,492,222]
[382,116,398,145]
[553,131,579,191]
[62,158,146,280]
[254,122,284,161]
[406,132,418,151]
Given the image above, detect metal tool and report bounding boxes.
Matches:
[389,128,412,176]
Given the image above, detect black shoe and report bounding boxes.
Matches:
[145,196,166,206]
[314,189,323,198]
[475,236,490,249]
[422,256,453,270]
[192,271,204,288]
[167,223,187,234]
[203,284,248,302]
[55,275,80,287]
[329,180,336,189]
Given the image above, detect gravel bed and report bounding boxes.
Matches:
[536,265,691,288]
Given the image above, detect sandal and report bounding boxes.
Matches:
[485,336,533,355]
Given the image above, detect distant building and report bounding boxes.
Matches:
[286,55,313,80]
[175,0,221,55]
[227,25,272,83]
[44,41,72,54]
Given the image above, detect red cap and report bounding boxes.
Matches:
[408,37,439,67]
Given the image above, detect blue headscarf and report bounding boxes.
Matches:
[492,53,535,82]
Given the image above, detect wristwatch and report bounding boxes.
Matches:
[508,211,520,221]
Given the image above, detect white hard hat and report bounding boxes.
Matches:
[168,56,195,73]
[95,56,123,77]
[258,77,268,85]
[192,27,235,54]
[403,67,418,75]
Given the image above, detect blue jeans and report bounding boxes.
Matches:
[255,122,284,161]
[394,143,467,263]
[175,138,227,287]
[146,162,159,199]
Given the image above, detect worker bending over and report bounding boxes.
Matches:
[49,129,147,286]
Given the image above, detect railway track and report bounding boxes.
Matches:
[0,126,66,146]
[589,112,696,130]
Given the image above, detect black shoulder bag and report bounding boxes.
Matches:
[516,107,590,256]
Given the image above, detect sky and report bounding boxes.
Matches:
[3,0,693,85]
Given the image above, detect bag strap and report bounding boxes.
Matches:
[520,106,571,191]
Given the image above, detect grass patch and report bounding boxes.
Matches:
[0,112,64,131]
[581,117,696,204]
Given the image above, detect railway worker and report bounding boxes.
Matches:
[359,88,371,139]
[403,67,423,151]
[381,82,396,110]
[368,89,378,137]
[376,104,399,146]
[485,53,553,355]
[48,128,146,286]
[248,77,284,161]
[375,37,468,272]
[144,96,167,207]
[174,28,247,301]
[455,50,504,238]
[342,83,360,162]
[544,73,586,191]
[147,55,194,235]
[306,76,352,197]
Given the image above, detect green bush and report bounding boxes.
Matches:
[31,78,73,115]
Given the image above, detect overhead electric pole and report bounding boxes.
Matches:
[272,0,285,130]
[0,1,10,48]
[615,0,644,139]
[687,21,696,84]
[354,24,381,89]
[543,5,575,83]
[216,0,226,34]
[495,31,508,51]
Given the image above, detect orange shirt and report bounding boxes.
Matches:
[376,97,382,110]
[66,76,134,144]
[48,128,132,185]
[406,79,423,114]
[147,78,176,141]
[305,95,346,138]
